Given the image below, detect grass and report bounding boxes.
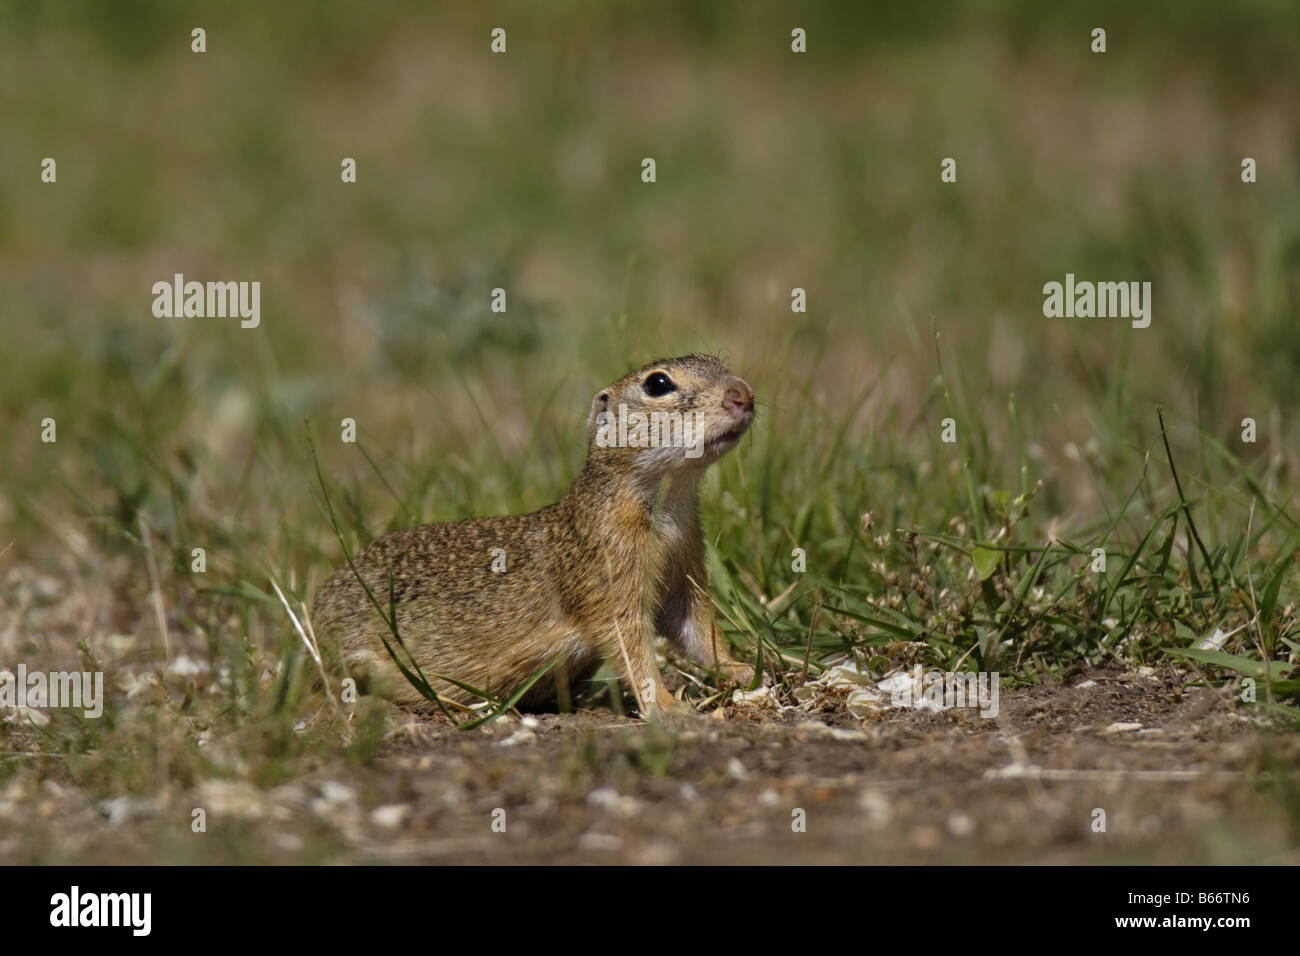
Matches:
[1,2,1298,862]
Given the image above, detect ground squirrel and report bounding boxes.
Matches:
[312,354,757,717]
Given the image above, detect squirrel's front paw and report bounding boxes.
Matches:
[640,691,690,721]
[721,660,759,688]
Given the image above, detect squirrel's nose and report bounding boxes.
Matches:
[723,379,754,416]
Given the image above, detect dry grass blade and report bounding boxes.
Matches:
[270,577,347,726]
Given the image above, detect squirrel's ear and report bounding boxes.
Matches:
[586,391,610,433]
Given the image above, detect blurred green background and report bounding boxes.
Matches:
[2,0,1298,571]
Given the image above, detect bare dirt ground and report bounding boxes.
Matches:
[7,665,1296,865]
[353,670,1298,865]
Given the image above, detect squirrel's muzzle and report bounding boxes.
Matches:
[722,377,755,420]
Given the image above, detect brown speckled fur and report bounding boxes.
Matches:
[311,354,756,716]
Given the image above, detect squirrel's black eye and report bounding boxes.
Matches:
[643,372,676,396]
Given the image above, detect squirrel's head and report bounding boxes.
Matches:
[585,354,754,477]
